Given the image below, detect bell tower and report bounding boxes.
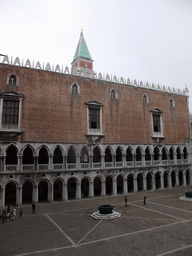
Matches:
[71,30,93,74]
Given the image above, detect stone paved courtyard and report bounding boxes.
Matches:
[1,186,192,256]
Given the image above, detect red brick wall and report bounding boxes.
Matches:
[0,64,190,144]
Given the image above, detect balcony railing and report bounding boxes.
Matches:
[105,162,113,168]
[145,161,152,166]
[115,162,123,167]
[126,161,133,167]
[92,163,101,168]
[67,163,76,170]
[23,164,34,171]
[6,165,17,171]
[53,164,63,170]
[80,163,89,169]
[136,161,142,166]
[38,164,48,170]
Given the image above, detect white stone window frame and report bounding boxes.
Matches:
[0,93,23,131]
[86,101,103,136]
[71,82,80,95]
[7,73,19,86]
[151,109,164,138]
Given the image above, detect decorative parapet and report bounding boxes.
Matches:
[0,55,189,96]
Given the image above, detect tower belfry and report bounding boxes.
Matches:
[71,31,93,74]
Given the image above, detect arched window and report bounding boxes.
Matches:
[8,74,17,86]
[71,83,80,94]
[110,89,117,99]
[142,94,149,104]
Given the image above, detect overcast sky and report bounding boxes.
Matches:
[1,0,192,111]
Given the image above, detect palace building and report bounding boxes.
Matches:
[0,32,191,206]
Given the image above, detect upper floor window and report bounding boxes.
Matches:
[8,74,17,86]
[142,94,149,104]
[151,108,163,137]
[71,82,80,94]
[170,98,175,108]
[110,89,118,99]
[0,91,23,131]
[86,101,103,135]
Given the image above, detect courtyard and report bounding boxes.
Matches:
[1,186,192,256]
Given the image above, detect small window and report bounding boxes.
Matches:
[110,89,117,99]
[8,74,17,86]
[86,101,103,135]
[142,94,149,104]
[71,82,80,94]
[170,99,175,108]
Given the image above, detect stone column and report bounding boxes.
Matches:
[33,185,38,203]
[161,173,164,189]
[173,153,177,164]
[122,153,126,167]
[48,154,53,170]
[16,187,22,206]
[113,179,117,195]
[1,156,5,172]
[48,184,53,203]
[63,183,68,201]
[123,178,128,194]
[76,154,81,170]
[76,182,81,199]
[132,153,136,166]
[183,172,187,186]
[142,153,145,166]
[152,175,156,190]
[0,187,5,207]
[134,178,138,192]
[34,155,38,171]
[112,154,116,167]
[143,176,147,190]
[89,154,93,169]
[175,171,179,186]
[89,181,94,198]
[101,180,106,196]
[18,155,22,172]
[63,155,67,170]
[101,154,105,168]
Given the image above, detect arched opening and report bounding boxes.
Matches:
[176,147,181,160]
[171,171,176,187]
[116,147,122,162]
[128,174,134,192]
[137,173,143,191]
[164,171,168,188]
[80,147,89,164]
[154,147,159,160]
[169,147,174,160]
[53,147,63,164]
[106,176,113,195]
[186,170,190,185]
[155,172,161,189]
[126,147,133,162]
[38,147,48,164]
[136,147,142,161]
[117,175,123,194]
[162,147,167,160]
[6,145,17,165]
[5,182,16,206]
[54,180,62,201]
[145,148,151,161]
[67,147,76,163]
[22,181,33,204]
[38,181,48,202]
[146,173,152,190]
[179,170,183,186]
[93,146,101,163]
[22,146,34,165]
[67,178,76,200]
[183,147,188,160]
[105,147,112,166]
[94,177,101,197]
[81,178,89,198]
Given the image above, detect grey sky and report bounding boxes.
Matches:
[1,0,192,111]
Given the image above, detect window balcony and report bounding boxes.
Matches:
[105,162,113,168]
[6,165,17,171]
[115,162,123,167]
[92,162,101,168]
[53,164,63,170]
[80,163,89,169]
[145,161,152,166]
[126,161,134,167]
[22,164,34,171]
[67,163,76,170]
[38,164,48,170]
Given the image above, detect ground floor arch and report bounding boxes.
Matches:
[81,178,89,198]
[5,182,16,206]
[94,177,101,197]
[164,172,168,188]
[106,176,113,195]
[38,180,48,202]
[137,173,143,191]
[179,170,183,186]
[68,178,76,200]
[54,180,62,201]
[128,174,134,192]
[117,175,123,194]
[171,171,176,187]
[155,172,161,189]
[22,181,33,204]
[146,173,152,190]
[186,170,190,185]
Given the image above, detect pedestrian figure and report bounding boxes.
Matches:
[12,207,16,220]
[1,210,6,224]
[32,202,36,214]
[124,196,128,207]
[20,210,22,218]
[144,195,146,205]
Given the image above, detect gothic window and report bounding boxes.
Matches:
[142,94,149,104]
[170,99,175,108]
[8,74,17,86]
[110,89,117,99]
[71,83,80,94]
